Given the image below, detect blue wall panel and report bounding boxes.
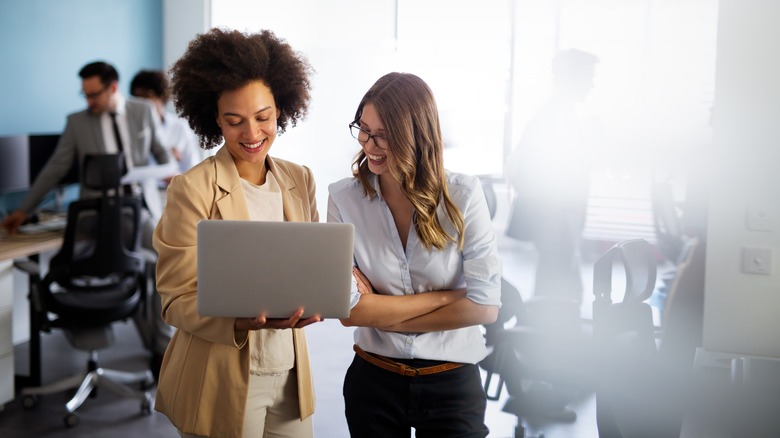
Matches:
[0,0,163,136]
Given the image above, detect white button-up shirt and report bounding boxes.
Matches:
[327,171,501,364]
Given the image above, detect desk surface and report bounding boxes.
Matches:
[0,231,63,262]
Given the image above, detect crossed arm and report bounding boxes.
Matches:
[340,267,498,333]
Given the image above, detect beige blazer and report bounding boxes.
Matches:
[153,146,318,438]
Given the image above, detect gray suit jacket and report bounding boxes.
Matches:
[21,97,174,219]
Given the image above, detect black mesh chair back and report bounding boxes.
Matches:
[591,239,683,437]
[19,153,153,427]
[42,196,144,327]
[41,154,144,328]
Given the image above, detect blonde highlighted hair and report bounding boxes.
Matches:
[351,72,464,250]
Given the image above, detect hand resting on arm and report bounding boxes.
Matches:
[340,267,496,332]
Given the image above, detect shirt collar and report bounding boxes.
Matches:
[369,173,384,200]
[111,93,127,116]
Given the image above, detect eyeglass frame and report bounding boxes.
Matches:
[348,122,390,150]
[81,86,109,100]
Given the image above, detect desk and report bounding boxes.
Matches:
[0,231,63,261]
[0,230,62,408]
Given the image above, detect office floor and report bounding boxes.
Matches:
[0,183,603,438]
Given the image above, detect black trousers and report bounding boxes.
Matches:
[343,354,489,438]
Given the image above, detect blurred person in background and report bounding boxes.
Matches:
[506,48,600,305]
[131,69,201,178]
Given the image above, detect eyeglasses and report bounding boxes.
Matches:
[349,123,389,150]
[81,87,108,100]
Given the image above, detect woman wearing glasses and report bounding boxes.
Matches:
[327,72,502,437]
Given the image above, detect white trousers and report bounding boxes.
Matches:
[178,370,312,438]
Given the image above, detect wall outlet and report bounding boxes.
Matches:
[741,247,772,275]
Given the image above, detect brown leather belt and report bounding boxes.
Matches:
[353,344,464,377]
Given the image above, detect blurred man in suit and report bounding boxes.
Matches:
[507,49,600,304]
[1,61,177,376]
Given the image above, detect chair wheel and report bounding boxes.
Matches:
[21,395,37,409]
[140,394,153,415]
[64,412,80,427]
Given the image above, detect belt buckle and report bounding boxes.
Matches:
[398,363,419,377]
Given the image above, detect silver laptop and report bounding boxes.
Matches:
[197,220,354,319]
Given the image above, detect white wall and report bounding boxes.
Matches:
[704,0,780,357]
[211,0,400,214]
[163,0,211,71]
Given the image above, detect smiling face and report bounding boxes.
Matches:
[358,102,392,176]
[216,80,279,182]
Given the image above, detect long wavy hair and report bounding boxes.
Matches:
[352,73,464,250]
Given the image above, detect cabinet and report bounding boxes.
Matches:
[0,260,14,408]
[0,232,63,409]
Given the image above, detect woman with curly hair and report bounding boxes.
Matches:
[153,28,321,438]
[327,72,502,437]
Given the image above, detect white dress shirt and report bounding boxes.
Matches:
[100,93,133,170]
[327,171,502,364]
[160,110,201,173]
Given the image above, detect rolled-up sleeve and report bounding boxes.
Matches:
[459,177,502,306]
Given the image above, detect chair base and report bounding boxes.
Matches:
[21,367,154,424]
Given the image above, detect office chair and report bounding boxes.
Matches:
[481,279,591,438]
[592,238,683,438]
[15,154,153,427]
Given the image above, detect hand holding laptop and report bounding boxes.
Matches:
[235,307,322,331]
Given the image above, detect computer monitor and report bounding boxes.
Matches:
[28,133,79,186]
[0,135,30,194]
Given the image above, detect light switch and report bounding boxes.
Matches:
[747,206,773,232]
[741,247,772,275]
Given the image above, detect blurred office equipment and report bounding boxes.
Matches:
[28,133,79,213]
[481,278,592,438]
[0,135,30,195]
[683,350,780,438]
[28,133,79,188]
[651,180,690,312]
[729,356,780,436]
[651,181,685,264]
[657,237,705,368]
[0,133,79,216]
[13,154,153,427]
[0,133,79,196]
[592,238,685,438]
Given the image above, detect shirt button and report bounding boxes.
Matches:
[401,263,408,270]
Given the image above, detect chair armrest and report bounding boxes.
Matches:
[12,259,48,321]
[13,259,41,276]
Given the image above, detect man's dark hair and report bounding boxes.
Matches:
[79,61,119,88]
[130,70,170,103]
